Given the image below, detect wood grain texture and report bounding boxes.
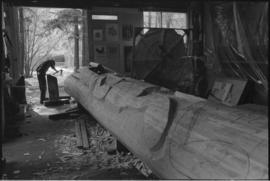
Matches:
[75,120,83,148]
[64,67,268,179]
[80,119,89,148]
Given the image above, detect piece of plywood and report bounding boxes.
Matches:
[208,78,248,106]
[47,74,59,100]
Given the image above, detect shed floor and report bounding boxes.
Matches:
[2,69,148,179]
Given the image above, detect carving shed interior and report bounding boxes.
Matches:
[1,0,268,179]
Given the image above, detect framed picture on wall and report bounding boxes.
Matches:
[105,23,119,41]
[93,29,103,41]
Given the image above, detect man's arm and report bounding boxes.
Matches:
[50,63,58,73]
[52,66,58,72]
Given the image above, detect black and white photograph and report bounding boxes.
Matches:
[93,29,103,41]
[1,0,268,180]
[105,23,119,41]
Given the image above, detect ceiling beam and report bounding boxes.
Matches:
[3,0,190,11]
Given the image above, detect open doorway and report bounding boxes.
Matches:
[2,5,153,180]
[23,7,83,77]
[21,7,83,114]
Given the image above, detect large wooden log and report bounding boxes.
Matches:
[64,67,268,179]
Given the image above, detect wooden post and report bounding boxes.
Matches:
[1,1,6,140]
[187,6,193,56]
[4,5,21,83]
[82,10,85,66]
[74,15,79,71]
[87,10,94,62]
[18,7,24,75]
[82,10,89,66]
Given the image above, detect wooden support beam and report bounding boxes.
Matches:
[1,2,5,140]
[4,5,22,83]
[87,10,94,62]
[82,10,89,66]
[74,15,79,71]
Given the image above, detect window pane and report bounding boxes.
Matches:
[92,15,118,20]
[161,12,187,29]
[144,11,187,29]
[143,11,188,43]
[143,11,162,28]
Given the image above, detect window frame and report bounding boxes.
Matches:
[91,14,119,21]
[143,11,188,29]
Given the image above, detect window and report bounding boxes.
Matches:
[143,11,187,40]
[91,15,118,20]
[143,11,187,29]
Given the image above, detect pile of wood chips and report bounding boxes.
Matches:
[86,121,154,177]
[52,114,154,178]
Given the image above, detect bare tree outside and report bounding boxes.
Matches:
[23,8,64,77]
[22,7,83,77]
[44,9,83,71]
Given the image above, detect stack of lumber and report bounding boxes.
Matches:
[64,67,268,179]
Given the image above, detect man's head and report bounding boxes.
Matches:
[47,59,55,65]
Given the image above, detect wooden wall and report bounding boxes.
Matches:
[3,5,24,83]
[87,7,143,73]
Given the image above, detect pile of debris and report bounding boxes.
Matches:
[52,114,155,179]
[86,121,153,176]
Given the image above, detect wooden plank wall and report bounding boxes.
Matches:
[4,4,24,83]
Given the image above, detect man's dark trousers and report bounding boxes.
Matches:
[37,72,46,103]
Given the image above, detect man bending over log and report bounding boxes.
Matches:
[36,59,59,104]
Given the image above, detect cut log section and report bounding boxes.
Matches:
[64,67,268,179]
